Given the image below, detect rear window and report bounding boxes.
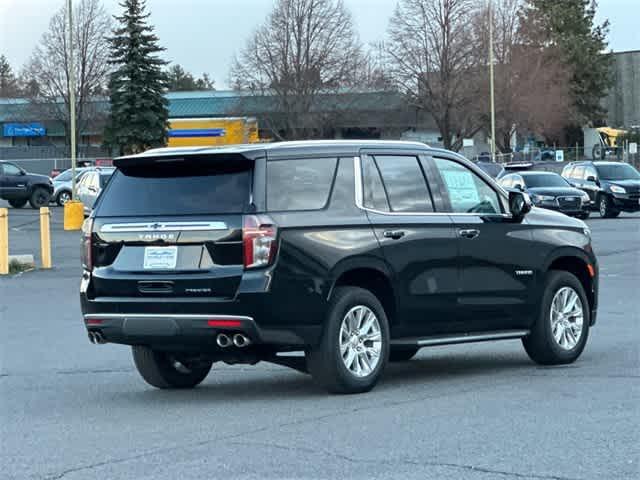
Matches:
[96,163,252,216]
[267,158,337,211]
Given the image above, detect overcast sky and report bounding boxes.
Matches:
[1,0,638,89]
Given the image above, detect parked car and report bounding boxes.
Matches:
[76,167,115,215]
[0,160,53,209]
[562,161,640,218]
[474,161,505,179]
[496,161,535,179]
[52,167,91,206]
[499,171,590,219]
[81,141,598,394]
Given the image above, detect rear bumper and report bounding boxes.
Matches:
[82,312,317,348]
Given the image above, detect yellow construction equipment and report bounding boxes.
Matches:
[167,117,259,147]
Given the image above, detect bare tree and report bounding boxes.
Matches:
[23,0,112,151]
[478,0,572,150]
[230,0,364,139]
[387,0,485,150]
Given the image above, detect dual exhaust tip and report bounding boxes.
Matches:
[88,331,106,344]
[217,333,251,348]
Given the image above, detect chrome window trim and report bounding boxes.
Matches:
[353,155,512,218]
[100,221,228,233]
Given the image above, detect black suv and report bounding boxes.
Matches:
[562,161,640,218]
[0,160,53,208]
[81,141,598,394]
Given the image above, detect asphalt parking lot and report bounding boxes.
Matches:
[1,202,638,480]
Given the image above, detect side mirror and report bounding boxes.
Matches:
[20,169,27,176]
[509,190,532,221]
[515,183,524,192]
[586,175,597,183]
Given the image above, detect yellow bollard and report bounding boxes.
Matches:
[40,207,52,269]
[0,208,8,275]
[63,200,84,231]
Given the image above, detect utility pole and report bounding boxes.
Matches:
[67,0,77,199]
[488,0,496,162]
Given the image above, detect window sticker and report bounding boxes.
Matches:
[441,169,479,205]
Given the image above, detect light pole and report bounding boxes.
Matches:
[488,0,496,162]
[67,0,77,198]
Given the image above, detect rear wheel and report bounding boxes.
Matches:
[522,271,590,365]
[307,287,389,394]
[8,199,27,208]
[389,347,420,362]
[598,195,619,218]
[29,187,51,209]
[132,346,213,389]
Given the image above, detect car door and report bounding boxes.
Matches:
[428,155,536,332]
[358,151,459,337]
[76,172,91,206]
[0,162,28,199]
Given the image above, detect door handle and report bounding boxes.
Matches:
[383,230,406,240]
[458,229,480,239]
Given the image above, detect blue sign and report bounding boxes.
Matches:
[3,123,46,137]
[167,128,225,138]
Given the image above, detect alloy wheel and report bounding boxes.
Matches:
[549,286,584,350]
[59,191,71,205]
[339,305,382,377]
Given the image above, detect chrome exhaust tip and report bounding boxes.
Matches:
[93,331,106,344]
[233,333,251,348]
[216,333,232,348]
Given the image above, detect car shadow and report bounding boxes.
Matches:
[112,350,537,405]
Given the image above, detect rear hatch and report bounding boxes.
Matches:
[89,154,256,299]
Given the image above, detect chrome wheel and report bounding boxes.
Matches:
[339,305,382,377]
[58,191,71,205]
[550,286,584,350]
[599,197,607,217]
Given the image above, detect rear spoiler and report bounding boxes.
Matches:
[503,162,534,170]
[113,152,260,170]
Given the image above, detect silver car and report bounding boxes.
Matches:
[76,168,115,215]
[52,167,91,206]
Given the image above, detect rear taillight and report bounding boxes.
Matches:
[81,217,93,271]
[243,215,278,269]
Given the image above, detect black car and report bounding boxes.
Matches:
[499,171,590,219]
[562,161,640,218]
[0,160,53,208]
[81,141,598,394]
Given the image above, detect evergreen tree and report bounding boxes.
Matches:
[0,55,20,97]
[520,0,612,125]
[167,64,215,91]
[104,0,169,154]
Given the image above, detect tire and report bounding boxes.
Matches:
[307,287,390,394]
[132,346,213,389]
[389,347,420,362]
[56,190,72,206]
[598,194,619,218]
[522,271,590,365]
[8,199,27,208]
[29,187,52,209]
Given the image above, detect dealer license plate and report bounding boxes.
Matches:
[143,246,178,270]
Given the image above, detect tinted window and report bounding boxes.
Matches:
[3,163,21,175]
[99,172,113,188]
[522,173,570,188]
[267,158,337,211]
[562,165,574,178]
[596,163,640,180]
[362,156,390,211]
[97,163,251,216]
[573,166,585,179]
[434,157,502,214]
[374,155,433,212]
[54,170,73,182]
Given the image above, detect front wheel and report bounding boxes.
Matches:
[132,346,213,389]
[29,187,51,209]
[522,271,590,365]
[56,190,72,206]
[598,195,619,218]
[307,287,390,394]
